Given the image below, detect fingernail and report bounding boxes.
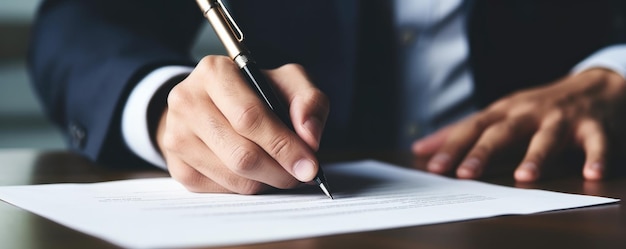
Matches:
[303,117,323,144]
[520,162,537,171]
[458,158,481,178]
[589,162,603,171]
[412,140,425,152]
[428,153,450,172]
[294,159,316,182]
[584,162,604,180]
[515,162,537,181]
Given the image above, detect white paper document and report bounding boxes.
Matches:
[0,160,618,248]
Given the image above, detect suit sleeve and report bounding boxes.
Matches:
[27,0,203,168]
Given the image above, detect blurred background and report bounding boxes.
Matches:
[0,0,59,149]
[0,0,223,149]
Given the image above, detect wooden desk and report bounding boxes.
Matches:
[0,149,624,249]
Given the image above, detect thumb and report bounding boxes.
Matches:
[265,64,329,151]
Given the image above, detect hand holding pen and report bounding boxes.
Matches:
[153,0,331,196]
[196,0,333,198]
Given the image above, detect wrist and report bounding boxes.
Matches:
[578,68,626,94]
[121,66,192,169]
[147,74,187,155]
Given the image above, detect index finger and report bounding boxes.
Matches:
[426,112,503,174]
[199,57,319,182]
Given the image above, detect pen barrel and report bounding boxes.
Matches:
[204,1,247,59]
[240,62,294,130]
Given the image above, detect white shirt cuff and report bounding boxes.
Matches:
[121,66,193,169]
[571,44,626,79]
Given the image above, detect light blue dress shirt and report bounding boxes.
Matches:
[394,0,475,147]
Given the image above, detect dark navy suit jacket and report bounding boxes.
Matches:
[28,0,625,168]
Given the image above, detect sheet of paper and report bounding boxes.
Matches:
[0,160,618,248]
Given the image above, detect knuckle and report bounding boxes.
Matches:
[169,165,205,192]
[267,134,292,157]
[161,132,186,154]
[471,117,489,132]
[226,177,264,195]
[229,145,262,174]
[490,120,518,135]
[233,104,264,134]
[184,182,207,193]
[502,121,519,133]
[308,89,330,112]
[487,98,509,111]
[275,178,301,190]
[549,109,566,120]
[547,110,569,129]
[206,116,229,144]
[237,181,265,195]
[512,102,536,114]
[166,85,191,110]
[198,55,236,79]
[198,55,232,69]
[470,144,492,159]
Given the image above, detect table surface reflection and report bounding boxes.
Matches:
[0,149,624,249]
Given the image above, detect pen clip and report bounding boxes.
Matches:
[198,0,249,61]
[215,0,244,42]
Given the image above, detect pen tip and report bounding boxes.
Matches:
[319,183,334,200]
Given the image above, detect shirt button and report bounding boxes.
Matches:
[68,122,87,149]
[407,123,420,138]
[400,29,417,45]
